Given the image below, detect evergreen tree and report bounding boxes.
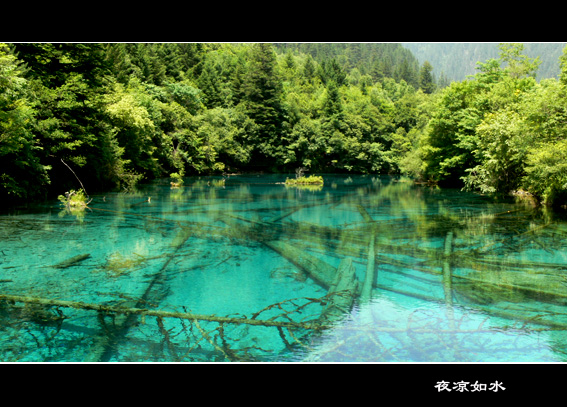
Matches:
[436,71,451,89]
[301,54,317,85]
[104,43,133,84]
[395,58,418,87]
[323,80,343,117]
[318,59,347,87]
[240,43,284,165]
[419,61,436,94]
[198,54,225,109]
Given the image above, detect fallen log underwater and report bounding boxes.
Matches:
[221,209,565,292]
[216,208,567,331]
[263,239,336,289]
[218,210,367,324]
[352,204,377,304]
[51,253,91,269]
[0,293,323,330]
[319,258,359,324]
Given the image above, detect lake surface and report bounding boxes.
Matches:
[1,174,567,362]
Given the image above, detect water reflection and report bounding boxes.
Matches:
[300,295,562,362]
[1,174,567,362]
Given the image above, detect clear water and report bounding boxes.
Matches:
[1,174,567,362]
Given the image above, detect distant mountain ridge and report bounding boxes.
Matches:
[402,43,567,82]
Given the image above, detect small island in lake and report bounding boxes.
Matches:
[284,175,324,186]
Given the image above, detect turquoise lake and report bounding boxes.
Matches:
[1,174,567,362]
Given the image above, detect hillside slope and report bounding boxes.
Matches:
[402,43,567,82]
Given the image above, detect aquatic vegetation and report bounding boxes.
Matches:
[209,178,226,187]
[284,175,324,191]
[57,189,92,222]
[170,172,184,188]
[285,183,324,192]
[285,175,324,186]
[101,252,150,277]
[269,266,307,282]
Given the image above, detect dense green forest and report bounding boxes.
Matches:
[1,43,567,210]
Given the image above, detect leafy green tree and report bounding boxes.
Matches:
[457,46,541,194]
[191,107,255,173]
[103,79,162,179]
[395,59,418,88]
[498,43,541,79]
[284,116,324,171]
[523,139,567,207]
[176,43,208,79]
[279,51,297,83]
[12,43,124,194]
[421,44,541,189]
[0,44,48,201]
[140,44,168,86]
[372,58,393,82]
[421,79,486,186]
[13,43,108,88]
[520,77,567,146]
[158,98,196,178]
[388,89,436,177]
[474,58,506,85]
[560,45,567,85]
[197,48,241,109]
[519,69,567,206]
[197,54,226,109]
[322,80,343,117]
[156,43,185,82]
[463,108,526,194]
[166,81,203,113]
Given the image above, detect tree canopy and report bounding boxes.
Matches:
[2,42,567,210]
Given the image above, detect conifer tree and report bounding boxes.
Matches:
[240,43,284,164]
[419,61,436,94]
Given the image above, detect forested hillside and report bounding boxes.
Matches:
[402,43,567,83]
[2,43,567,210]
[274,43,422,87]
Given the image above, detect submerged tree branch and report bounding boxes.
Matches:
[0,294,325,331]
